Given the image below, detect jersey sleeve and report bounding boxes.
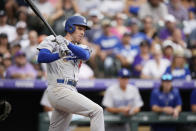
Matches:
[173,89,182,106]
[37,35,57,52]
[133,87,144,108]
[150,89,159,107]
[77,44,92,54]
[102,87,114,108]
[191,89,196,105]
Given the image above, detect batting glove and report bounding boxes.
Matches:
[59,44,71,58]
[55,35,69,46]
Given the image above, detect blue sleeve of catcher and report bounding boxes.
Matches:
[37,49,60,63]
[67,43,90,60]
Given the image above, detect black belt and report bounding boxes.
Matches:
[57,79,77,87]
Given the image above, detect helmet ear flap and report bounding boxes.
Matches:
[65,24,75,33]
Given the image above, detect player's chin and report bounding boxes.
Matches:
[76,37,83,43]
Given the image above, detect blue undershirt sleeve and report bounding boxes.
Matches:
[67,43,90,60]
[37,49,60,63]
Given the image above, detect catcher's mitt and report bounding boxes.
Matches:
[0,100,11,121]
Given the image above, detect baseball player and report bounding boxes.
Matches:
[102,68,143,131]
[37,15,105,131]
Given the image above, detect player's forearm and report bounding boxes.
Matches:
[106,107,124,114]
[191,105,196,112]
[67,43,90,60]
[38,49,60,63]
[174,106,182,113]
[131,107,141,115]
[152,105,164,113]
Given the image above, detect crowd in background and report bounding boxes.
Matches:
[0,0,196,80]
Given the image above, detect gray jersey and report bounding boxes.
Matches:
[37,36,86,85]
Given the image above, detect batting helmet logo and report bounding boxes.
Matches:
[65,15,90,33]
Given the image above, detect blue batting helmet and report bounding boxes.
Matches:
[65,15,90,33]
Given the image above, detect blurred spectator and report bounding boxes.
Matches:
[114,32,136,68]
[28,0,55,18]
[2,53,12,70]
[100,0,126,17]
[110,13,130,39]
[15,0,28,7]
[0,64,5,79]
[168,0,188,23]
[183,8,196,36]
[78,63,95,80]
[164,48,191,80]
[28,0,55,35]
[10,42,21,57]
[0,10,17,43]
[0,54,12,79]
[181,0,196,9]
[141,44,170,79]
[140,15,158,41]
[171,28,187,48]
[138,0,168,24]
[162,40,175,62]
[187,27,196,49]
[16,7,28,23]
[125,0,146,7]
[0,33,10,55]
[125,0,146,16]
[0,54,2,64]
[13,21,29,49]
[159,14,184,41]
[76,0,101,16]
[102,68,143,131]
[5,50,37,79]
[94,19,121,77]
[128,17,148,54]
[51,0,79,35]
[4,0,18,25]
[86,9,102,43]
[132,40,152,78]
[150,73,182,131]
[23,30,46,79]
[23,30,39,62]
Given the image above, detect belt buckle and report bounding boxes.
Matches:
[67,79,76,87]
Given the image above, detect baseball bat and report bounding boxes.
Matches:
[24,0,57,37]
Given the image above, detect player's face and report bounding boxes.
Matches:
[119,77,129,89]
[15,55,26,67]
[72,25,86,43]
[162,80,172,93]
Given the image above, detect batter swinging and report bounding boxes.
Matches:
[37,15,105,131]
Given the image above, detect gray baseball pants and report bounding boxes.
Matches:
[46,84,105,131]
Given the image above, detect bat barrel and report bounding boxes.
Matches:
[24,0,57,37]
